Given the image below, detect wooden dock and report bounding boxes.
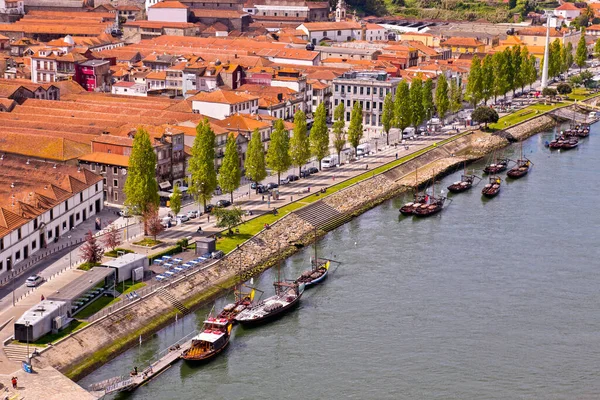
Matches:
[89,332,196,397]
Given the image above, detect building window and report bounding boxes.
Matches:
[65,200,69,211]
[47,230,52,239]
[114,192,118,202]
[76,212,80,221]
[17,228,21,240]
[367,87,370,95]
[103,178,107,186]
[360,87,363,95]
[15,250,20,260]
[113,167,118,174]
[32,240,36,250]
[334,99,338,106]
[337,30,341,36]
[33,219,38,230]
[63,221,67,230]
[50,209,54,219]
[101,165,106,172]
[346,112,350,121]
[91,164,95,171]
[80,193,84,203]
[113,179,118,188]
[90,205,93,212]
[0,238,3,250]
[353,86,357,94]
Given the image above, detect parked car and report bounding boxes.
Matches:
[26,275,43,287]
[176,214,189,223]
[300,169,311,178]
[256,184,268,193]
[308,167,319,174]
[187,210,199,219]
[266,182,279,190]
[283,174,299,184]
[205,204,214,213]
[251,182,258,189]
[216,199,232,208]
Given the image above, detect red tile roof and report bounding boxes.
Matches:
[555,2,579,11]
[79,152,130,167]
[150,1,188,9]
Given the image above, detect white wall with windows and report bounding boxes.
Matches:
[0,181,104,278]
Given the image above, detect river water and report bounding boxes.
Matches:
[80,124,600,400]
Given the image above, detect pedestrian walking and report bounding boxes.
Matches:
[332,175,335,181]
[207,215,210,223]
[395,153,398,160]
[365,164,369,170]
[262,195,265,202]
[40,294,44,301]
[11,377,17,389]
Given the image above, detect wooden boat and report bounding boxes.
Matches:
[483,158,509,174]
[413,197,446,217]
[507,159,531,178]
[482,176,502,198]
[507,142,531,179]
[399,167,425,215]
[548,135,567,149]
[181,317,232,363]
[217,286,256,323]
[561,138,578,149]
[296,229,330,288]
[447,161,479,193]
[234,281,305,327]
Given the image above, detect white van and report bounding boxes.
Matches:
[322,154,339,168]
[356,143,371,157]
[403,127,416,139]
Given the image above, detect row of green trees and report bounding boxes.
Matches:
[543,39,574,79]
[466,46,538,107]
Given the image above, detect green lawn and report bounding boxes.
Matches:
[74,296,117,319]
[133,238,162,247]
[19,320,89,346]
[104,248,133,258]
[115,279,147,295]
[215,132,469,253]
[489,102,567,130]
[567,88,591,101]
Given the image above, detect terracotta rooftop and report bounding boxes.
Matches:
[150,0,188,8]
[78,152,129,167]
[440,37,485,47]
[299,21,361,31]
[555,2,579,10]
[0,155,102,237]
[189,89,259,105]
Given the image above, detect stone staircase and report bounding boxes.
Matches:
[4,343,38,362]
[156,288,190,316]
[293,200,351,231]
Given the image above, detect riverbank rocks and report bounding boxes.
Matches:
[323,175,396,214]
[505,115,555,141]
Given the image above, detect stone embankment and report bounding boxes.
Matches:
[35,111,568,382]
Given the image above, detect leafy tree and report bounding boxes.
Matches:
[309,103,330,169]
[188,119,218,213]
[508,0,516,9]
[449,79,462,115]
[527,54,538,88]
[434,73,450,121]
[580,70,594,87]
[569,73,583,87]
[170,184,182,216]
[410,78,424,128]
[481,54,495,104]
[472,106,499,129]
[212,206,244,235]
[422,78,435,121]
[332,102,346,161]
[519,46,531,92]
[245,128,267,185]
[123,128,159,216]
[556,83,572,95]
[493,51,509,102]
[576,28,588,70]
[512,45,522,94]
[143,204,164,240]
[289,109,311,176]
[549,39,562,78]
[80,231,104,264]
[347,101,364,155]
[595,38,600,59]
[381,92,394,145]
[218,133,241,203]
[266,119,291,184]
[102,225,121,252]
[466,55,483,107]
[503,48,515,98]
[394,80,411,131]
[565,42,574,71]
[542,87,558,97]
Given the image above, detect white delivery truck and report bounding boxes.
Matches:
[322,154,339,168]
[356,143,371,157]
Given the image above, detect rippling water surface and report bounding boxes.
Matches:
[81,124,600,399]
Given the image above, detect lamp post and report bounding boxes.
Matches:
[25,320,30,363]
[67,235,72,266]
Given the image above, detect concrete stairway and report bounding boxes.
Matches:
[156,288,190,316]
[4,343,38,362]
[293,200,353,232]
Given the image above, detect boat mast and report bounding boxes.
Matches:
[313,226,317,270]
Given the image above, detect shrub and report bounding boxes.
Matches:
[542,87,558,97]
[556,83,572,95]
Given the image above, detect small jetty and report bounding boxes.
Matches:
[89,332,195,397]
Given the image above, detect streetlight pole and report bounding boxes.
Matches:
[25,320,30,363]
[67,235,72,266]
